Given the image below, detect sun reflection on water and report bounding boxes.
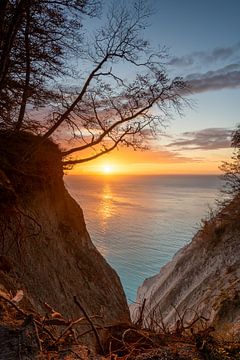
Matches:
[98,183,115,232]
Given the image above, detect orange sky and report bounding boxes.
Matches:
[69,146,232,176]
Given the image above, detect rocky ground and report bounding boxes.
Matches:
[1,286,240,359]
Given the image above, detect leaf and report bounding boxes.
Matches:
[11,290,24,304]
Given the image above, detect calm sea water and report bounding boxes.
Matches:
[65,175,222,302]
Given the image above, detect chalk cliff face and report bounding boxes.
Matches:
[131,199,240,335]
[0,132,130,333]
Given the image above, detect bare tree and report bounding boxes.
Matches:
[0,0,99,130]
[0,1,188,166]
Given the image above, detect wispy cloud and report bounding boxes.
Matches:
[111,146,200,164]
[166,128,232,151]
[168,42,240,92]
[150,149,200,163]
[186,64,240,93]
[168,42,240,67]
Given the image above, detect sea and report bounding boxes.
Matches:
[65,175,222,303]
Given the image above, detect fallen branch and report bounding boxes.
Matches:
[0,294,56,341]
[0,294,27,316]
[73,296,104,354]
[43,318,70,326]
[33,320,42,352]
[53,316,88,345]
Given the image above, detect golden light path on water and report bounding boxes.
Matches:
[99,183,114,231]
[65,175,222,301]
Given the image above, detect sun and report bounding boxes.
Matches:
[101,164,114,174]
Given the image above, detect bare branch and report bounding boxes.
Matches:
[1,0,188,166]
[63,130,131,165]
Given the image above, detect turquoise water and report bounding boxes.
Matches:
[65,175,222,302]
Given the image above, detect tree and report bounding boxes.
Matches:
[220,125,240,198]
[0,0,188,167]
[0,0,99,130]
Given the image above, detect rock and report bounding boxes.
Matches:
[0,169,16,205]
[0,321,40,360]
[131,198,240,336]
[0,131,130,349]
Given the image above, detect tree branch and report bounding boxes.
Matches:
[61,86,168,158]
[15,6,31,131]
[42,54,109,140]
[63,131,128,165]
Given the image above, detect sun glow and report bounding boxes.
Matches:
[70,145,230,176]
[101,164,114,175]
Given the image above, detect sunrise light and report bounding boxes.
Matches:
[101,164,114,175]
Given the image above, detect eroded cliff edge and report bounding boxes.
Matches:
[0,132,130,338]
[131,197,240,336]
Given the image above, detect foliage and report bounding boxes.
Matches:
[220,125,240,198]
[0,0,188,166]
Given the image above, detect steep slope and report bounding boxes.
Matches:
[0,131,130,341]
[131,198,240,335]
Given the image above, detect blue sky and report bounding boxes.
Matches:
[149,0,240,125]
[78,0,240,174]
[150,1,240,52]
[145,0,240,173]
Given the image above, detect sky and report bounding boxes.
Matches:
[73,0,240,175]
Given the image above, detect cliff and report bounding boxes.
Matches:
[131,197,240,336]
[0,131,130,352]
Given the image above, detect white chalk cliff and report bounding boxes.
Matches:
[130,198,240,334]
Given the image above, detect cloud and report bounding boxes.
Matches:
[168,42,240,67]
[185,64,240,93]
[110,145,200,164]
[168,43,240,92]
[151,149,200,163]
[166,128,232,151]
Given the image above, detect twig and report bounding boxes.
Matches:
[122,328,152,349]
[0,295,56,341]
[76,326,102,340]
[33,320,42,352]
[43,318,70,326]
[73,296,104,354]
[53,316,86,345]
[58,349,83,359]
[0,294,27,316]
[136,298,146,327]
[109,340,112,360]
[53,315,102,345]
[34,319,56,341]
[171,303,184,334]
